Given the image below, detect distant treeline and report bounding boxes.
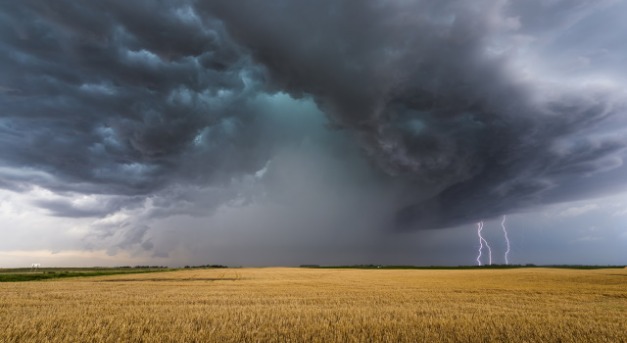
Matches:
[299,264,626,270]
[183,264,228,269]
[0,267,173,282]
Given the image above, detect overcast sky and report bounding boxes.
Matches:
[1,0,626,267]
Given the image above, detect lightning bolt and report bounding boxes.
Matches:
[501,215,511,265]
[476,220,493,266]
[476,221,484,266]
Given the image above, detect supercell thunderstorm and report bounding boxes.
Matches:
[1,0,627,264]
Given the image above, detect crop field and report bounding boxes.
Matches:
[0,267,625,342]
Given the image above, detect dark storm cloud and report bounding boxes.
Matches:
[1,0,627,233]
[0,0,267,200]
[207,0,627,229]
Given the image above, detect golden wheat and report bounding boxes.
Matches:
[0,267,625,342]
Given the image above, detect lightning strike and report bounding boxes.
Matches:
[476,221,484,266]
[476,220,493,266]
[501,215,511,265]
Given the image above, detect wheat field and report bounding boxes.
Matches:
[0,267,625,342]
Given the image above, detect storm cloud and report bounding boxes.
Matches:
[207,0,627,228]
[1,0,627,262]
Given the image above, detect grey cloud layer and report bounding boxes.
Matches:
[209,0,627,228]
[0,0,265,197]
[1,0,627,235]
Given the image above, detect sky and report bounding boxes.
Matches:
[1,0,626,267]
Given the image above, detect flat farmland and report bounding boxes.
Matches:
[1,268,625,342]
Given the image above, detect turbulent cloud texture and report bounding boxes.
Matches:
[208,0,627,229]
[1,0,627,262]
